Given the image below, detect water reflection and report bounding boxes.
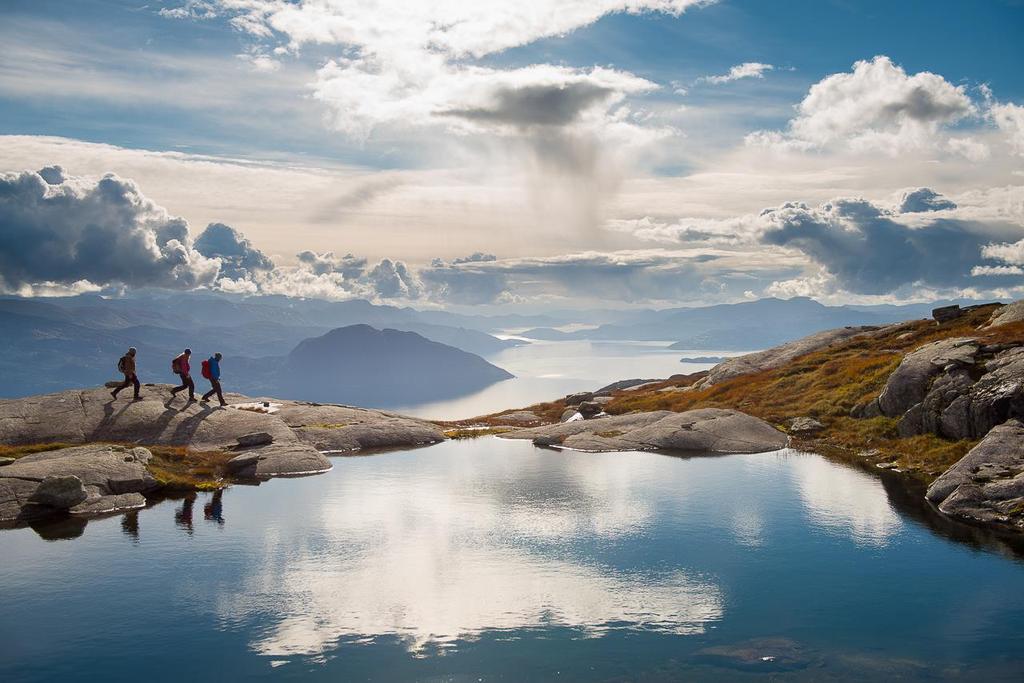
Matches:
[787,452,903,546]
[204,490,225,526]
[175,493,197,535]
[219,447,722,657]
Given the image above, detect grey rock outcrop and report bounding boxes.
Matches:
[0,444,158,522]
[877,337,978,417]
[695,326,877,388]
[0,386,445,456]
[0,386,446,524]
[503,408,788,454]
[872,339,1024,440]
[986,300,1024,328]
[926,419,1024,530]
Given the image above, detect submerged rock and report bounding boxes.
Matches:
[504,408,788,454]
[69,493,146,516]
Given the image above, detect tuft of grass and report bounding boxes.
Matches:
[145,445,236,491]
[0,442,79,459]
[595,430,626,438]
[443,427,514,439]
[308,422,351,430]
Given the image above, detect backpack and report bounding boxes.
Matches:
[171,356,182,374]
[117,356,127,374]
[201,359,211,379]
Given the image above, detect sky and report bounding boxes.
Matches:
[1,0,1023,310]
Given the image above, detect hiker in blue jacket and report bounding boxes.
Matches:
[201,352,227,406]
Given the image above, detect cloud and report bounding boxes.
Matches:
[897,188,956,213]
[296,250,367,278]
[194,222,275,279]
[699,62,773,85]
[758,196,1021,294]
[747,56,975,154]
[981,237,1024,266]
[991,102,1024,156]
[365,258,422,299]
[0,167,219,294]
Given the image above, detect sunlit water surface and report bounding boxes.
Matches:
[3,438,1024,681]
[393,339,735,419]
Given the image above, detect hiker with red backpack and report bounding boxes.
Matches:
[111,347,141,400]
[170,348,195,402]
[201,352,227,406]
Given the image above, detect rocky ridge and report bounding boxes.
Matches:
[0,385,445,524]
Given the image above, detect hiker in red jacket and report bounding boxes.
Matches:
[170,348,195,402]
[111,347,141,400]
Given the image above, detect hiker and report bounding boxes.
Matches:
[201,352,227,406]
[170,348,195,402]
[111,347,141,400]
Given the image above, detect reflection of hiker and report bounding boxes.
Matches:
[201,352,226,406]
[204,489,225,526]
[111,347,141,400]
[174,493,196,535]
[170,348,195,402]
[121,510,140,541]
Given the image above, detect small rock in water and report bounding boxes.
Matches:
[0,457,14,467]
[532,435,560,448]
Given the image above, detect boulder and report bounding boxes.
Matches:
[0,457,14,467]
[29,475,88,509]
[696,326,877,388]
[577,401,602,417]
[276,402,444,453]
[505,408,787,454]
[931,304,962,323]
[560,408,579,423]
[563,391,594,405]
[236,432,274,448]
[789,417,824,434]
[986,300,1024,328]
[883,344,1024,439]
[926,419,1024,530]
[532,435,561,448]
[227,444,332,479]
[876,338,978,417]
[69,493,146,516]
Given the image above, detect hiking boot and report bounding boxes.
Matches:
[133,395,143,401]
[219,402,228,407]
[200,397,210,403]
